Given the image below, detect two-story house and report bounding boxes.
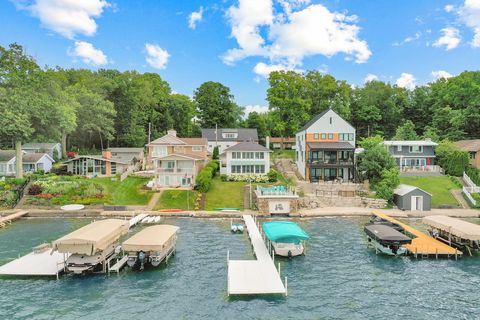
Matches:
[455,140,480,169]
[382,139,439,172]
[295,109,356,182]
[220,142,271,175]
[146,130,208,188]
[201,128,258,154]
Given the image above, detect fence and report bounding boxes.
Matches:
[463,186,477,206]
[463,172,480,193]
[120,165,136,182]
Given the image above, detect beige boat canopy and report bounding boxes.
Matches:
[122,225,179,252]
[422,216,480,241]
[53,219,129,255]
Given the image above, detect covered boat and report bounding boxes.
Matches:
[262,221,309,257]
[122,225,179,270]
[422,215,480,255]
[53,219,129,274]
[364,224,411,256]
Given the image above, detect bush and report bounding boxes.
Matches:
[220,174,228,182]
[226,174,269,183]
[28,184,43,195]
[374,168,400,202]
[268,169,279,182]
[205,160,219,178]
[212,146,219,160]
[466,166,480,186]
[195,161,220,193]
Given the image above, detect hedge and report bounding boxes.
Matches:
[195,160,219,193]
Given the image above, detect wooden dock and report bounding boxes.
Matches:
[0,210,28,228]
[372,211,462,258]
[227,215,286,295]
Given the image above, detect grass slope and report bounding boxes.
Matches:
[154,190,196,210]
[399,176,460,208]
[272,149,295,160]
[95,176,152,205]
[205,177,246,210]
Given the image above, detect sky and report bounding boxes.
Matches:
[1,0,480,115]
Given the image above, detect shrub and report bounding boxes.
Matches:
[227,174,269,183]
[220,174,228,182]
[212,146,219,160]
[465,166,480,186]
[268,169,279,182]
[374,168,400,202]
[28,184,43,195]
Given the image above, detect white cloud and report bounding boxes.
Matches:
[431,70,453,80]
[445,4,455,12]
[396,73,416,90]
[364,73,378,83]
[145,43,170,69]
[458,0,480,47]
[70,41,108,65]
[14,0,110,39]
[433,27,461,50]
[188,6,204,29]
[392,31,422,46]
[244,104,269,116]
[253,62,290,77]
[223,1,371,71]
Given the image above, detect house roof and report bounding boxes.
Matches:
[454,140,480,152]
[0,150,16,162]
[269,137,295,143]
[223,141,271,152]
[394,184,431,197]
[108,147,144,154]
[148,134,207,146]
[22,143,60,150]
[23,153,54,164]
[201,128,258,142]
[298,109,331,132]
[180,138,207,145]
[63,155,129,165]
[382,140,438,147]
[307,142,355,150]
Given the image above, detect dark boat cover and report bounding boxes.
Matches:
[364,224,411,244]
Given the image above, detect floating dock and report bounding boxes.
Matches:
[372,211,462,258]
[227,215,286,295]
[0,210,28,228]
[0,245,68,278]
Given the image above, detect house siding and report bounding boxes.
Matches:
[394,189,432,211]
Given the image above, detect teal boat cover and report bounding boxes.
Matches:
[262,221,309,244]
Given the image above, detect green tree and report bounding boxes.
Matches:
[212,146,219,160]
[245,111,269,139]
[375,167,400,201]
[168,94,196,137]
[393,120,419,140]
[194,81,243,128]
[358,136,397,185]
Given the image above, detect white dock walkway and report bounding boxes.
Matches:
[227,215,286,295]
[0,249,68,277]
[108,255,129,273]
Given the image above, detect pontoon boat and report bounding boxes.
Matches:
[262,221,309,257]
[364,223,411,256]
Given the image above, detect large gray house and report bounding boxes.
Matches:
[382,139,439,173]
[201,128,258,154]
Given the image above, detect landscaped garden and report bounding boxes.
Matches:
[399,176,460,208]
[24,175,152,206]
[0,177,29,209]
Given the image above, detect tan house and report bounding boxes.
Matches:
[65,148,143,177]
[455,140,480,169]
[146,130,208,188]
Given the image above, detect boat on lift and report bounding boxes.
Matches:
[262,221,309,257]
[364,223,411,256]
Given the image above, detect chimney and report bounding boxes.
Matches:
[102,150,112,160]
[167,129,177,137]
[266,136,270,149]
[425,138,432,142]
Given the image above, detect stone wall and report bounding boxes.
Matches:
[299,196,387,209]
[256,197,299,214]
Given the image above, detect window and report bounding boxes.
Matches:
[231,165,241,173]
[255,165,265,173]
[192,146,202,152]
[223,133,238,139]
[111,162,117,174]
[153,146,167,157]
[232,152,241,159]
[469,152,476,160]
[328,133,333,140]
[321,133,326,139]
[242,152,254,159]
[255,152,264,159]
[329,117,332,124]
[339,134,344,141]
[0,164,5,173]
[209,145,213,148]
[409,145,423,153]
[397,145,402,152]
[314,133,319,140]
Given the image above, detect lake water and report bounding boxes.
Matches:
[1,217,480,319]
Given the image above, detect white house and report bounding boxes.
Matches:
[201,128,258,154]
[22,143,62,159]
[220,142,271,175]
[0,150,55,176]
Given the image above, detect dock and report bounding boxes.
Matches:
[0,245,69,278]
[227,215,286,295]
[0,210,28,228]
[372,211,462,258]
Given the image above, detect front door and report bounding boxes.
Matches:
[411,196,423,211]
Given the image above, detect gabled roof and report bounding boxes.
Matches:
[201,128,258,142]
[0,150,16,162]
[455,140,480,152]
[108,148,144,154]
[223,141,271,152]
[63,155,129,165]
[382,140,438,147]
[180,138,207,145]
[148,133,186,146]
[23,153,54,164]
[298,108,331,132]
[394,184,431,196]
[22,143,60,150]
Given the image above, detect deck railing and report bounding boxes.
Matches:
[400,165,442,172]
[156,168,194,174]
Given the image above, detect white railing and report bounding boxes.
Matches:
[120,165,136,181]
[463,172,480,193]
[401,165,442,172]
[156,168,194,174]
[463,186,477,206]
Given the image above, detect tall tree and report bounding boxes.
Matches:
[393,120,419,140]
[245,111,269,140]
[194,81,243,128]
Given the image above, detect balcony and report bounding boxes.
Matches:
[156,167,194,174]
[309,159,354,166]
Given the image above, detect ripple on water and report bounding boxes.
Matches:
[1,217,480,319]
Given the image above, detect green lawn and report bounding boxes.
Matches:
[154,190,196,210]
[399,176,460,208]
[95,176,153,205]
[205,177,247,210]
[271,149,295,160]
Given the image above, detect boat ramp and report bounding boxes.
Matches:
[372,211,462,259]
[227,215,287,296]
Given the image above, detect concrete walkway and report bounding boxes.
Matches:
[146,191,162,211]
[451,189,470,209]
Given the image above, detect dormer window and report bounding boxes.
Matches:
[223,133,238,139]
